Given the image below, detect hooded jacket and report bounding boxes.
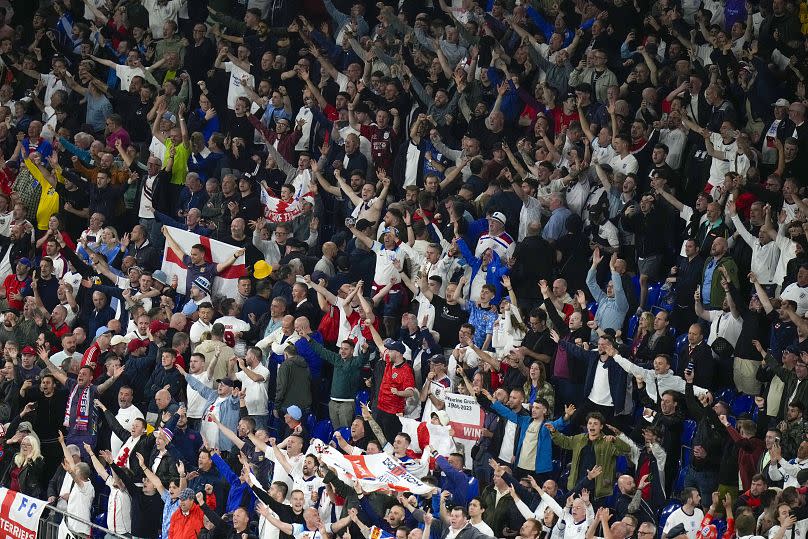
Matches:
[275,353,312,410]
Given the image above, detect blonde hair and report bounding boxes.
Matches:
[104,226,119,243]
[638,311,654,333]
[14,435,43,467]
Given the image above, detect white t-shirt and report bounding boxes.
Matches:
[224,62,254,110]
[201,396,227,448]
[706,310,743,347]
[608,153,639,175]
[707,133,738,187]
[189,319,213,346]
[236,364,270,415]
[187,372,214,419]
[267,448,304,495]
[111,405,144,457]
[114,65,146,90]
[781,283,808,316]
[138,174,160,219]
[662,506,704,539]
[371,241,415,285]
[215,315,251,356]
[61,479,95,536]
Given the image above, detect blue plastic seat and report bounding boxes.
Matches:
[659,500,683,534]
[646,283,662,309]
[675,334,688,354]
[716,388,737,404]
[681,419,697,445]
[627,315,639,340]
[632,275,641,298]
[731,394,755,417]
[313,418,334,442]
[467,476,479,500]
[331,426,351,445]
[306,413,317,434]
[681,447,692,467]
[355,390,370,416]
[616,455,629,474]
[587,301,598,317]
[672,467,688,496]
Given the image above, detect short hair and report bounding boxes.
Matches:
[735,514,756,536]
[396,432,412,444]
[680,487,698,504]
[789,401,805,412]
[586,412,606,425]
[273,481,289,498]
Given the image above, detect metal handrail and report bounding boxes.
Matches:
[42,503,129,539]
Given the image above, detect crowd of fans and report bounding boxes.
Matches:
[0,1,807,539]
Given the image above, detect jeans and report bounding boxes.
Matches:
[683,467,718,503]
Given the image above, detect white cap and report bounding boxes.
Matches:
[490,211,507,225]
[110,335,132,346]
[772,98,790,107]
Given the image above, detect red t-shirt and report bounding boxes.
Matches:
[377,354,415,415]
[3,274,28,311]
[81,342,105,379]
[550,107,579,133]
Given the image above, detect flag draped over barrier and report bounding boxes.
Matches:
[161,227,246,296]
[0,488,48,539]
[308,439,434,495]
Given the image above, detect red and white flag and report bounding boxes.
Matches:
[0,487,48,539]
[259,187,311,223]
[398,417,454,456]
[161,227,246,297]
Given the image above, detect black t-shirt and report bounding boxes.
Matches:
[432,296,468,348]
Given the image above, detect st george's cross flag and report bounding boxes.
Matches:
[259,187,311,223]
[161,227,246,297]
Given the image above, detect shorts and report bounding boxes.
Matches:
[637,254,662,280]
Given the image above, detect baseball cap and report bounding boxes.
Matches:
[429,354,448,365]
[127,338,148,353]
[216,378,243,389]
[386,340,406,354]
[302,195,315,205]
[773,98,790,107]
[95,326,113,337]
[285,405,303,421]
[152,270,169,286]
[162,111,177,124]
[489,211,507,225]
[178,488,195,500]
[254,260,272,279]
[192,275,211,296]
[110,335,131,346]
[21,346,36,355]
[149,320,170,333]
[18,257,32,268]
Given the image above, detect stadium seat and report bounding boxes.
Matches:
[632,275,641,298]
[467,476,479,499]
[616,455,629,474]
[681,447,692,467]
[627,315,639,340]
[731,394,755,417]
[672,467,688,496]
[313,419,334,442]
[674,334,688,356]
[355,390,370,416]
[716,388,737,404]
[670,353,679,373]
[646,283,662,309]
[681,419,697,446]
[587,301,598,317]
[306,413,317,434]
[659,500,683,534]
[332,426,351,445]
